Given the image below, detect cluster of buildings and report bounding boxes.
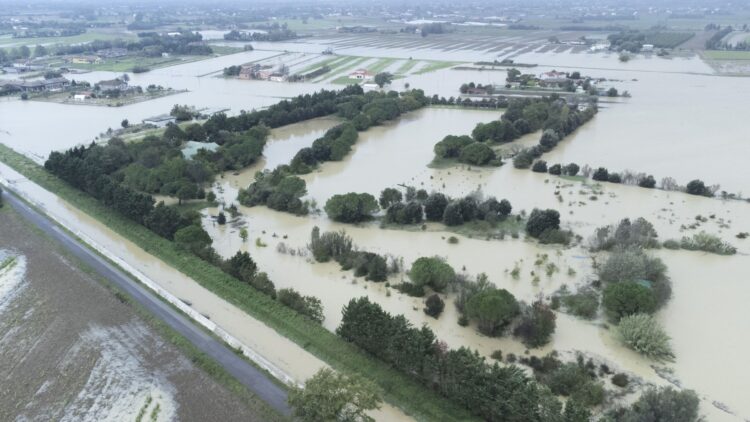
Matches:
[238,64,288,82]
[0,77,70,93]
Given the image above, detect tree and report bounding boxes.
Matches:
[564,163,580,176]
[217,211,227,225]
[424,293,445,318]
[592,167,609,181]
[526,209,560,238]
[548,163,562,175]
[409,257,455,292]
[442,202,464,226]
[121,119,129,128]
[374,72,393,88]
[239,227,248,242]
[434,135,473,158]
[174,224,212,255]
[465,289,519,336]
[539,129,560,152]
[603,281,657,321]
[532,160,548,173]
[424,193,449,221]
[324,193,379,223]
[514,300,556,347]
[144,201,185,239]
[223,251,257,282]
[611,387,699,421]
[458,142,496,165]
[617,314,673,360]
[33,44,48,58]
[686,179,711,196]
[607,87,619,97]
[18,45,30,59]
[379,187,402,209]
[637,175,656,188]
[278,288,324,323]
[288,368,382,422]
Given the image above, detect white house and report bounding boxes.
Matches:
[641,44,654,52]
[349,68,373,80]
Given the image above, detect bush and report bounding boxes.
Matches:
[537,228,572,245]
[531,160,548,173]
[680,231,737,255]
[442,201,464,226]
[379,187,402,209]
[465,288,519,336]
[324,192,379,223]
[424,294,445,318]
[617,314,673,360]
[662,239,680,249]
[514,301,556,348]
[638,175,656,188]
[458,142,498,166]
[309,227,353,262]
[610,387,699,421]
[603,281,658,321]
[548,163,562,175]
[686,179,712,197]
[424,193,449,221]
[394,282,425,297]
[409,257,455,292]
[564,163,580,176]
[590,217,659,251]
[542,361,605,407]
[592,167,609,181]
[597,248,670,306]
[434,135,473,158]
[526,208,560,238]
[562,289,599,319]
[277,288,324,323]
[607,172,622,183]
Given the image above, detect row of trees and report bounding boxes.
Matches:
[337,297,580,421]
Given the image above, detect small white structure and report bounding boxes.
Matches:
[349,68,373,80]
[641,44,654,52]
[143,114,177,128]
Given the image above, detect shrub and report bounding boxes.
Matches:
[424,193,449,221]
[394,282,425,297]
[424,294,445,318]
[309,227,352,262]
[541,361,605,407]
[442,201,464,226]
[564,163,580,176]
[548,163,562,175]
[592,167,609,181]
[680,231,736,255]
[447,236,459,244]
[597,247,669,299]
[537,228,572,245]
[617,314,674,360]
[277,288,324,323]
[409,257,455,292]
[531,160,548,173]
[490,350,503,360]
[610,387,699,421]
[638,175,656,188]
[590,217,659,251]
[324,192,379,223]
[562,289,599,319]
[607,172,622,183]
[465,288,519,336]
[458,142,498,166]
[686,179,712,197]
[514,301,556,348]
[249,272,277,299]
[526,208,560,238]
[603,281,657,321]
[662,239,680,249]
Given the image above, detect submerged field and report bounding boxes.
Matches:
[0,206,272,422]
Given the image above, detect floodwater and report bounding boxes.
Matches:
[2,39,750,421]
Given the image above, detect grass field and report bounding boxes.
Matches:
[413,60,461,75]
[703,50,750,60]
[0,143,478,422]
[0,30,134,48]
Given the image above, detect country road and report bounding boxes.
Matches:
[0,188,292,417]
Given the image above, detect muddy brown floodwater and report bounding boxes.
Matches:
[0,207,266,421]
[209,107,750,422]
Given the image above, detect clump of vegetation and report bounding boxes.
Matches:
[288,368,382,422]
[597,246,671,306]
[617,313,674,360]
[611,373,629,388]
[465,288,519,336]
[561,289,599,319]
[324,192,379,223]
[238,166,309,215]
[409,256,456,293]
[513,300,556,347]
[680,231,737,255]
[603,281,657,321]
[604,386,700,421]
[590,217,660,251]
[309,227,390,282]
[277,288,324,323]
[527,352,605,408]
[423,294,445,318]
[525,208,572,245]
[685,179,714,197]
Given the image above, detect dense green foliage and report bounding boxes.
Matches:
[237,166,309,215]
[525,208,561,239]
[423,294,445,318]
[309,227,390,282]
[591,218,659,251]
[277,288,324,323]
[617,314,674,361]
[324,193,379,223]
[686,179,713,197]
[603,281,657,321]
[337,297,570,421]
[514,301,557,347]
[465,288,520,336]
[288,368,382,422]
[597,247,671,306]
[409,257,456,292]
[679,231,737,255]
[604,386,699,421]
[561,289,599,319]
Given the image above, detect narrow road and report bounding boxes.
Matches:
[1,189,291,417]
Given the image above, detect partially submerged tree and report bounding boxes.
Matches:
[288,368,382,422]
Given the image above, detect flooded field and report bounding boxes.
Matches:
[0,207,265,422]
[2,33,750,421]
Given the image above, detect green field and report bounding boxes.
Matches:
[703,50,750,60]
[0,143,477,422]
[0,30,134,48]
[413,60,461,75]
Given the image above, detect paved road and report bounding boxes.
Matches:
[1,189,292,417]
